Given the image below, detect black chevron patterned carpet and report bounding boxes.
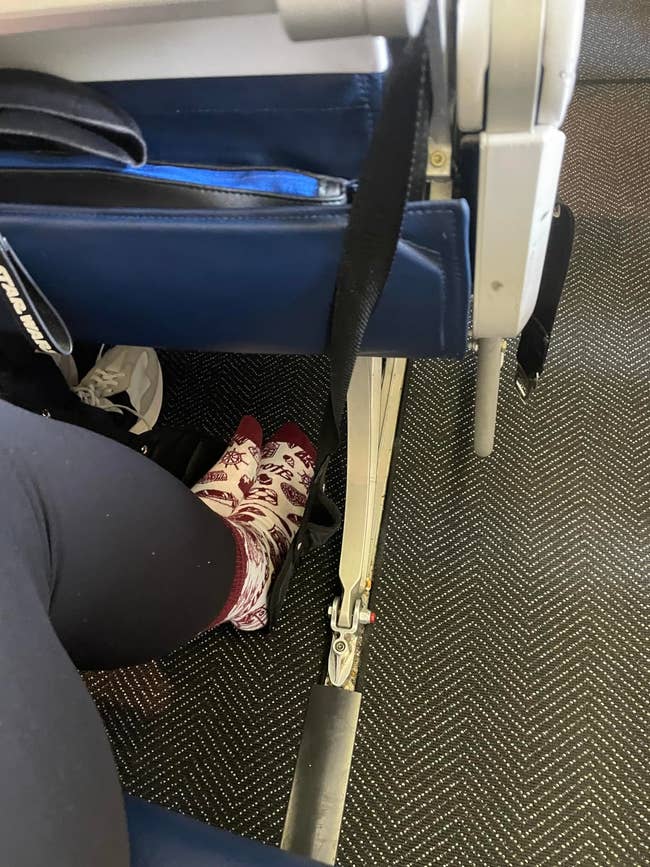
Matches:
[85,352,345,843]
[85,5,650,864]
[337,77,650,866]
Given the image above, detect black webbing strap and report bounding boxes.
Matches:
[0,235,72,365]
[268,28,432,626]
[0,70,146,364]
[516,202,575,399]
[0,69,146,166]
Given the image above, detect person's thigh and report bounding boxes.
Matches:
[0,502,129,867]
[0,400,236,669]
[0,399,237,864]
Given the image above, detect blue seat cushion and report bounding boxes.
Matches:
[125,795,323,867]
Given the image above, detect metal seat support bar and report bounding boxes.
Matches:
[282,357,407,864]
[327,357,406,688]
[467,0,584,455]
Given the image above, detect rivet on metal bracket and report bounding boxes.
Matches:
[328,597,376,688]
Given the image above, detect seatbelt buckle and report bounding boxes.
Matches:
[515,202,575,402]
[515,364,539,401]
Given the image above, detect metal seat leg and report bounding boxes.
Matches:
[327,356,407,687]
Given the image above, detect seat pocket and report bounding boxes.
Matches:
[0,199,472,358]
[0,152,349,209]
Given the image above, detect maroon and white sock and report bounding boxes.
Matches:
[215,423,316,631]
[192,416,262,518]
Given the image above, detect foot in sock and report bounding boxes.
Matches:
[192,416,263,518]
[213,423,316,631]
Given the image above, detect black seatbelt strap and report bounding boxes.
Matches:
[0,69,146,166]
[516,202,575,399]
[268,27,432,626]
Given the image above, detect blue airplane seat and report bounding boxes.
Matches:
[125,796,324,867]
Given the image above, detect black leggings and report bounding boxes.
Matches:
[0,400,237,867]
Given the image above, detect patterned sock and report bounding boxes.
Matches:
[192,416,263,518]
[215,423,316,631]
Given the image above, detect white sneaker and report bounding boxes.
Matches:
[73,345,163,434]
